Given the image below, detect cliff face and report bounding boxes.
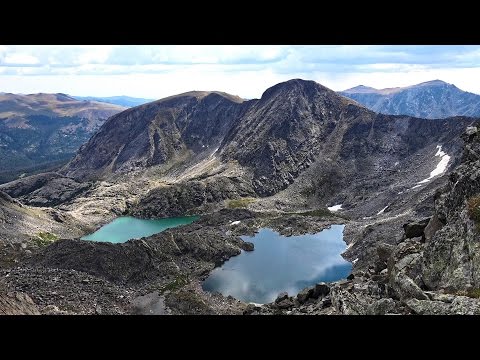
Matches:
[422,126,480,291]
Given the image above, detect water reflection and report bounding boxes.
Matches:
[202,225,351,304]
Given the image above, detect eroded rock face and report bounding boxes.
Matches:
[422,126,480,291]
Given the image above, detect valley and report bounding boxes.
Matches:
[1,79,480,315]
[0,93,125,183]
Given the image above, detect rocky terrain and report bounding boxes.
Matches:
[1,79,479,315]
[340,80,480,119]
[0,92,125,183]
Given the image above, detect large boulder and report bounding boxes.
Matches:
[313,282,330,299]
[297,286,315,304]
[403,218,430,240]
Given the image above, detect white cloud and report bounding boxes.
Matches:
[3,53,39,65]
[1,45,480,98]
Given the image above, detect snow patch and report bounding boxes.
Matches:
[412,145,451,188]
[377,206,388,215]
[352,258,359,265]
[210,147,220,158]
[249,302,264,306]
[394,161,399,167]
[230,220,241,226]
[328,204,342,212]
[435,146,446,157]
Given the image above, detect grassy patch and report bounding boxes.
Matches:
[467,288,480,299]
[32,232,59,247]
[227,197,255,209]
[467,195,480,231]
[158,274,189,294]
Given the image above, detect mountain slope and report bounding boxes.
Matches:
[73,95,154,108]
[54,79,477,222]
[0,93,125,183]
[340,80,480,119]
[63,91,246,180]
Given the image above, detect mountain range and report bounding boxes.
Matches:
[1,79,480,315]
[0,93,125,183]
[340,80,480,119]
[73,95,154,108]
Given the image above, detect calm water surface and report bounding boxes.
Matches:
[81,216,199,243]
[202,225,351,304]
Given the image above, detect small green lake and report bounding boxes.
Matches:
[81,216,199,243]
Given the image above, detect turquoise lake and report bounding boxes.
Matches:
[202,225,351,304]
[81,216,199,243]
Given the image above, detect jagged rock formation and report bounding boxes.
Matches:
[340,80,480,119]
[422,126,480,291]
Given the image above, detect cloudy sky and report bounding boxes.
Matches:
[1,45,480,99]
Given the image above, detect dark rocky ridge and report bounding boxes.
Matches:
[340,80,480,119]
[57,79,475,208]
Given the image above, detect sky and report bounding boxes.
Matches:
[1,45,480,99]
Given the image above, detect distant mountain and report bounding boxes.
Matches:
[0,93,125,183]
[73,95,154,108]
[339,80,480,119]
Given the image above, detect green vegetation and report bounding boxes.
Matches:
[32,231,59,247]
[158,274,189,294]
[227,197,255,209]
[467,288,480,299]
[467,195,480,231]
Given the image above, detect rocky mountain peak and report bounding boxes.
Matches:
[414,79,448,87]
[261,79,332,100]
